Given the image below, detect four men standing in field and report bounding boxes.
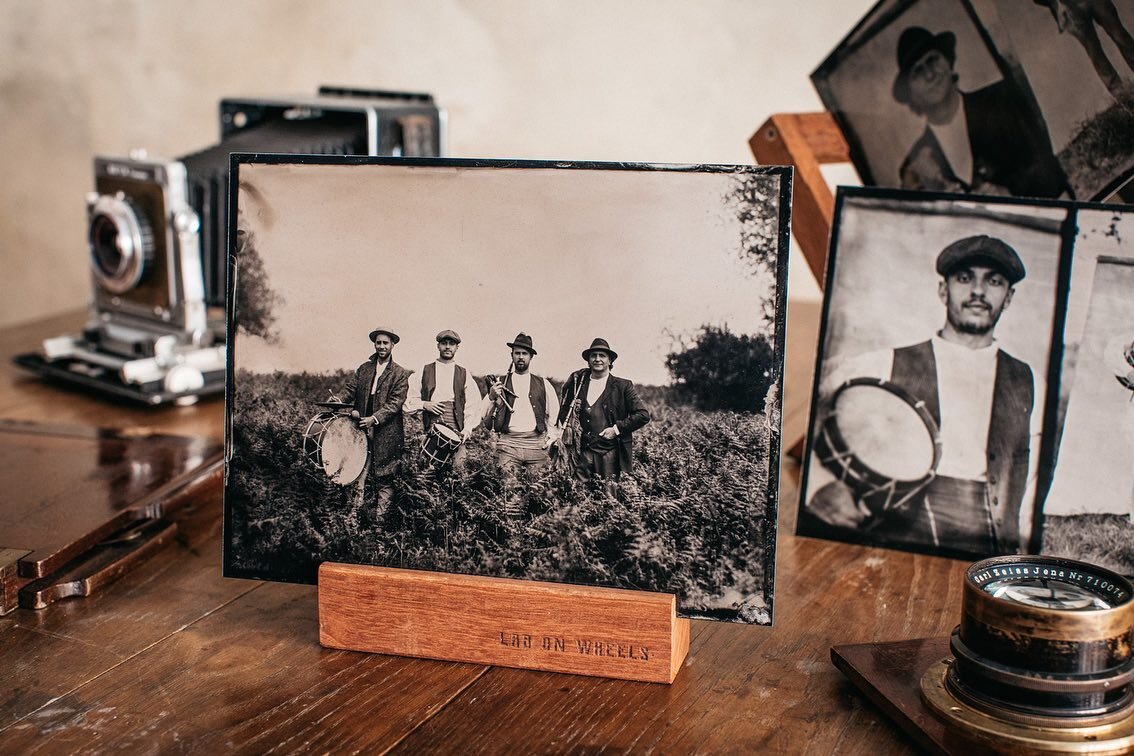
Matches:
[340,328,651,521]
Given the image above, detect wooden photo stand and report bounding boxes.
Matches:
[319,563,690,684]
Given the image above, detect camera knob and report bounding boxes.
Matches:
[173,210,200,234]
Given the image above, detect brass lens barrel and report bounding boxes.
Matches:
[952,556,1134,724]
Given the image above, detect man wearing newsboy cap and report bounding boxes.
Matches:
[891,25,1067,199]
[404,329,483,469]
[806,235,1042,556]
[342,326,411,516]
[557,338,651,493]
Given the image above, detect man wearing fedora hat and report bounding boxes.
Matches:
[404,329,483,468]
[891,25,1067,199]
[342,326,411,515]
[557,338,651,490]
[484,332,561,515]
[806,235,1042,556]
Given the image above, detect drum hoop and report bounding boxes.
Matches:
[823,377,943,485]
[301,412,333,470]
[432,422,463,445]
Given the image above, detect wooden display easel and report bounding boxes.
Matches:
[318,563,690,684]
[748,111,850,287]
[749,112,852,456]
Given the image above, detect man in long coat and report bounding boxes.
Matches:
[342,326,411,516]
[557,338,651,493]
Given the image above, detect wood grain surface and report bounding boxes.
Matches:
[320,563,690,683]
[0,311,972,753]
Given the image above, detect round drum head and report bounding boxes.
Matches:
[434,424,462,444]
[319,415,368,485]
[832,382,936,482]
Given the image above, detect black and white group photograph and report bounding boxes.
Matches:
[223,157,791,624]
[813,0,1134,201]
[1041,207,1134,572]
[798,188,1068,559]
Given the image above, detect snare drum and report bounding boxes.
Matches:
[420,422,463,467]
[813,377,942,514]
[302,412,369,485]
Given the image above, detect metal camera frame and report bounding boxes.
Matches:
[16,87,447,405]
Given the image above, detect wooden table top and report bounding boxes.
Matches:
[0,310,968,753]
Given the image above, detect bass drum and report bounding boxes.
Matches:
[302,412,369,485]
[813,377,942,514]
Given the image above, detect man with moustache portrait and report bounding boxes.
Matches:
[804,235,1043,556]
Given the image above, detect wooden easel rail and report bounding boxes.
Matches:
[749,112,852,457]
[749,111,850,288]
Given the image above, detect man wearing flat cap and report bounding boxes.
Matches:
[483,332,561,517]
[892,25,1068,198]
[342,326,411,515]
[404,329,483,468]
[806,235,1042,556]
[557,338,651,491]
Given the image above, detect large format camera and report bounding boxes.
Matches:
[18,86,446,404]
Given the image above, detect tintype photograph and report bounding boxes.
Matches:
[813,0,1134,201]
[798,187,1068,560]
[223,157,791,624]
[1042,207,1134,573]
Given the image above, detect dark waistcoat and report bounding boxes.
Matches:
[421,362,468,432]
[490,373,547,434]
[889,340,1033,550]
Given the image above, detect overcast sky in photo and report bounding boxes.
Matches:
[233,161,785,387]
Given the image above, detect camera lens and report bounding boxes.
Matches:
[88,193,154,294]
[91,214,125,277]
[949,556,1134,724]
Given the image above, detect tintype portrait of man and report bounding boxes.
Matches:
[813,0,1134,201]
[557,338,652,496]
[799,189,1067,559]
[1040,208,1134,571]
[890,25,1067,197]
[340,326,411,517]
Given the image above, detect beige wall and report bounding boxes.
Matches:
[0,0,869,328]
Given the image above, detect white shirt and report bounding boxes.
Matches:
[930,336,997,479]
[489,371,561,441]
[929,106,973,186]
[369,358,388,395]
[403,361,483,437]
[586,373,609,405]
